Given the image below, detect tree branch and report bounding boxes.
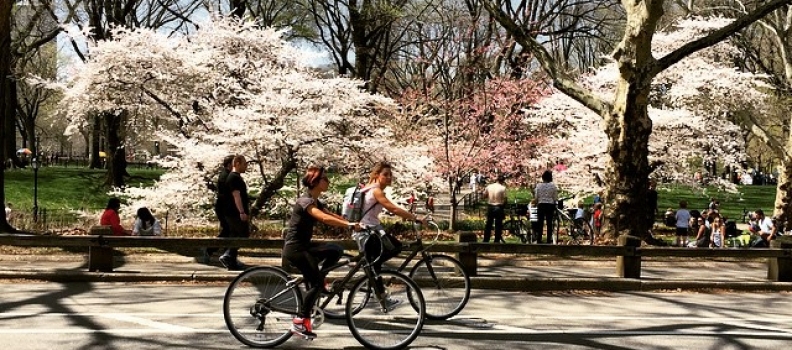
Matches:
[653,0,792,75]
[481,0,611,117]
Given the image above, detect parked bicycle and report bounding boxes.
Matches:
[223,225,426,350]
[503,201,531,244]
[320,217,471,320]
[554,196,594,245]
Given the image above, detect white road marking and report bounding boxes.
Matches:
[103,314,196,331]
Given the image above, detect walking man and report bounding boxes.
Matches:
[219,155,251,270]
[202,155,234,263]
[482,175,507,243]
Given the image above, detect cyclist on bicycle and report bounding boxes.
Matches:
[359,162,426,302]
[283,166,360,340]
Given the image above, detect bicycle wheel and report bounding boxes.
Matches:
[504,219,529,244]
[346,270,425,350]
[223,266,301,348]
[318,257,365,319]
[409,254,470,320]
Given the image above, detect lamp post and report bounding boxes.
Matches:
[31,157,39,222]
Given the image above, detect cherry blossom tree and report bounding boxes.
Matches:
[483,0,787,243]
[53,17,429,222]
[397,77,550,228]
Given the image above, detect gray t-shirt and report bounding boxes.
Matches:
[283,193,326,249]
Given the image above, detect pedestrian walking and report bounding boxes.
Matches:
[202,155,234,263]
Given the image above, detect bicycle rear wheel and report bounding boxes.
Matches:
[409,254,470,320]
[504,219,530,244]
[223,266,301,348]
[346,270,425,350]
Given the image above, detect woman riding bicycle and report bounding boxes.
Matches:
[359,162,426,298]
[282,166,360,340]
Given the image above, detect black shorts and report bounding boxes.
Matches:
[676,227,688,236]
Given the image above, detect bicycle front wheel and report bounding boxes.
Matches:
[318,257,365,319]
[409,254,471,320]
[346,270,425,350]
[223,266,301,348]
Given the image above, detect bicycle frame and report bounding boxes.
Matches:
[393,221,438,273]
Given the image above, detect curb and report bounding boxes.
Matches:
[2,271,791,292]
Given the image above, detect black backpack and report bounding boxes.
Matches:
[724,220,738,238]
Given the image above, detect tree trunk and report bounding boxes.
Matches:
[0,0,15,232]
[600,0,665,244]
[104,111,128,188]
[89,114,102,168]
[252,155,297,212]
[448,178,458,231]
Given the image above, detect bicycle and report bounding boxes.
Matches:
[503,201,531,244]
[320,217,471,320]
[554,196,594,245]
[223,226,426,350]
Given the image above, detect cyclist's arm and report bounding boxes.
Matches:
[372,188,420,222]
[322,208,346,221]
[306,205,355,228]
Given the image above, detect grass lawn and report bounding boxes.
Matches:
[4,166,164,210]
[506,184,776,222]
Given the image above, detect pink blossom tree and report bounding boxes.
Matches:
[399,77,550,228]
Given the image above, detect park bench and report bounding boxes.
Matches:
[1,227,791,283]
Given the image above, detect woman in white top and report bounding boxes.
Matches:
[359,162,426,281]
[132,207,162,236]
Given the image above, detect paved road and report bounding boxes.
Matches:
[2,282,791,349]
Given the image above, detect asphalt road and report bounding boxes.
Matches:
[2,282,792,349]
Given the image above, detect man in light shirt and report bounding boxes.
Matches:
[482,175,507,243]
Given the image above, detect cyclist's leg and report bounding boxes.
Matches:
[363,234,402,295]
[284,249,322,320]
[310,243,344,272]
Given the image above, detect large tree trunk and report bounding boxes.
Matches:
[0,0,15,232]
[104,111,128,187]
[599,1,665,242]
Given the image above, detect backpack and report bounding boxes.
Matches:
[724,220,738,238]
[342,185,375,222]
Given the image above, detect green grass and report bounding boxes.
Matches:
[504,184,776,222]
[4,167,164,210]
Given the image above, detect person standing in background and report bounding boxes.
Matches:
[675,200,691,247]
[219,155,251,271]
[535,170,558,244]
[482,175,507,243]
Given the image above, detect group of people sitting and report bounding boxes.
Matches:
[666,202,780,248]
[99,197,162,236]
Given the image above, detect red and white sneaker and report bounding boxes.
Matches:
[290,317,317,340]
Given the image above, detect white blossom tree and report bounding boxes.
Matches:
[519,16,767,242]
[54,17,430,222]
